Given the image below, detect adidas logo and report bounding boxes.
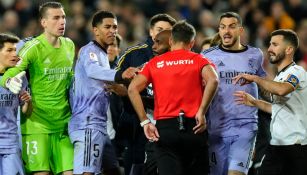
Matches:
[44,58,51,64]
[237,162,244,167]
[218,61,225,67]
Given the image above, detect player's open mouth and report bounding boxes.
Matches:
[223,35,232,41]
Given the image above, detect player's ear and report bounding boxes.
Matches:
[189,39,195,49]
[239,26,244,33]
[93,27,98,36]
[169,37,173,47]
[149,28,154,38]
[285,45,294,55]
[41,18,46,28]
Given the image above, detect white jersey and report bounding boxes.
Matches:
[271,64,307,145]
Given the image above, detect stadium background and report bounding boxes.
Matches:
[1,0,307,72]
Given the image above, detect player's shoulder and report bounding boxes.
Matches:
[123,42,149,55]
[78,41,102,59]
[18,37,40,56]
[60,37,75,47]
[246,45,263,54]
[201,45,220,55]
[79,41,99,54]
[290,64,306,74]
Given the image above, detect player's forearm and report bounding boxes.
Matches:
[86,64,117,82]
[22,102,33,116]
[254,76,294,96]
[253,99,272,114]
[128,88,148,122]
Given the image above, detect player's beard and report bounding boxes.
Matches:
[222,36,237,49]
[269,50,286,64]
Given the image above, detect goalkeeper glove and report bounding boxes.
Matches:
[5,71,26,94]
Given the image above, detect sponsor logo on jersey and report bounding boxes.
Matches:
[44,57,51,64]
[218,61,225,67]
[156,59,194,68]
[157,61,164,68]
[0,94,16,107]
[44,67,72,81]
[220,70,255,84]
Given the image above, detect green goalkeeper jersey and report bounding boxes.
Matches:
[0,34,75,134]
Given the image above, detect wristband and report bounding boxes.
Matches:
[140,119,151,127]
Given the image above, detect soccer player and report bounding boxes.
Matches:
[116,13,176,175]
[69,10,138,175]
[201,12,266,175]
[0,2,75,174]
[0,33,31,175]
[142,29,172,175]
[128,20,218,175]
[233,29,307,175]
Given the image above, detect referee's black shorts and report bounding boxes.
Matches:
[154,117,209,175]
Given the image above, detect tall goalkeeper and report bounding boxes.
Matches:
[0,2,75,175]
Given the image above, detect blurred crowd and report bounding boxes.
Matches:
[1,0,307,72]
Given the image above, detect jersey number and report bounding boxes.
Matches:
[25,141,38,155]
[93,144,100,158]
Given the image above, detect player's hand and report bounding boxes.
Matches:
[122,67,140,80]
[232,74,255,86]
[193,112,207,134]
[233,91,256,106]
[105,83,127,96]
[5,71,26,94]
[19,90,31,103]
[144,123,159,142]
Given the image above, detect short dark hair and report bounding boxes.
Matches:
[39,1,63,20]
[92,10,117,27]
[171,21,195,44]
[0,33,19,50]
[271,29,299,50]
[149,14,176,28]
[219,12,242,25]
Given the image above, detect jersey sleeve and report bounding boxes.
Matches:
[284,66,307,89]
[0,42,35,87]
[199,54,214,69]
[139,61,152,83]
[80,47,116,82]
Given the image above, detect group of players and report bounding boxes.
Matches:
[1,1,307,175]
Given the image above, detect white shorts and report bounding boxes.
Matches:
[70,129,118,174]
[0,151,25,175]
[209,130,257,175]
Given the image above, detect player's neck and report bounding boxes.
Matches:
[222,41,243,51]
[171,43,191,51]
[43,32,61,48]
[277,58,294,72]
[0,65,5,73]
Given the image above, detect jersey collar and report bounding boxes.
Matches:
[93,40,107,54]
[276,62,296,76]
[219,44,248,53]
